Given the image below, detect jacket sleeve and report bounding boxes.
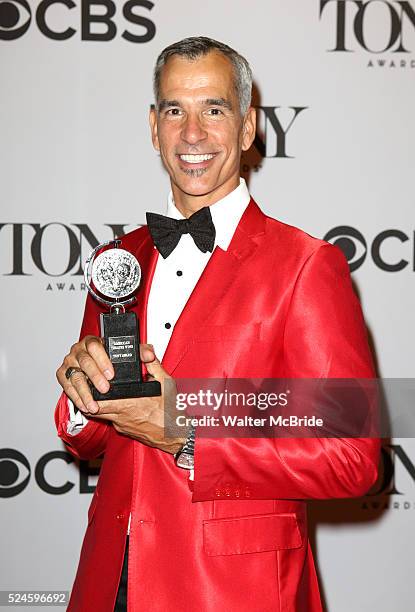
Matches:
[54,293,110,460]
[192,244,380,502]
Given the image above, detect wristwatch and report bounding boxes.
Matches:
[175,426,195,470]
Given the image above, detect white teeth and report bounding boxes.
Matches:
[179,154,214,163]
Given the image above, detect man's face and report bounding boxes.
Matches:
[149,51,256,214]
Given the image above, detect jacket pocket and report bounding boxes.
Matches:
[203,513,302,556]
[195,323,262,343]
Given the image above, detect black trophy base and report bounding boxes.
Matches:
[91,379,161,401]
[93,310,161,401]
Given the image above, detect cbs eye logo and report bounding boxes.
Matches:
[324,225,413,272]
[0,449,31,497]
[0,448,100,496]
[0,1,30,40]
[324,226,367,272]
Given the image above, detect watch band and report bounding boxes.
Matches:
[175,426,195,470]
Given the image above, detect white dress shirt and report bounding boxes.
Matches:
[147,178,250,360]
[67,178,251,432]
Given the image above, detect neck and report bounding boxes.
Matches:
[171,176,240,218]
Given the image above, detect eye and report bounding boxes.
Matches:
[0,449,31,497]
[0,0,31,40]
[324,226,367,272]
[165,108,183,117]
[206,108,224,117]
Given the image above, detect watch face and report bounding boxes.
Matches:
[176,452,194,470]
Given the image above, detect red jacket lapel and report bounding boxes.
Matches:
[162,199,266,374]
[130,230,159,345]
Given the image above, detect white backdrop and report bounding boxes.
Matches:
[1,1,414,610]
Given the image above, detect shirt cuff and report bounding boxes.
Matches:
[67,400,89,436]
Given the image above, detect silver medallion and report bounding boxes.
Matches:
[91,248,141,299]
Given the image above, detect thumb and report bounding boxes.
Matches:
[140,343,156,363]
[139,343,170,380]
[145,357,170,381]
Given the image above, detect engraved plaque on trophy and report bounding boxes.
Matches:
[84,239,161,401]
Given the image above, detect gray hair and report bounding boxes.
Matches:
[153,36,253,116]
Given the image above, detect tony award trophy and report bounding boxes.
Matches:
[84,239,161,401]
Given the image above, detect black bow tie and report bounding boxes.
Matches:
[146,207,216,259]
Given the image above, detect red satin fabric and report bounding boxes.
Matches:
[55,200,379,611]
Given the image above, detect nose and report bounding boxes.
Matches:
[181,112,208,145]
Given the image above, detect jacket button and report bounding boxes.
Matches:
[235,489,241,498]
[116,514,125,521]
[214,489,221,497]
[244,489,251,498]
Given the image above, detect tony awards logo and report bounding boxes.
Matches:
[84,239,161,400]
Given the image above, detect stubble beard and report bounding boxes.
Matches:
[181,167,208,178]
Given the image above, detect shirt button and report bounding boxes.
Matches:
[165,322,171,329]
[176,270,183,276]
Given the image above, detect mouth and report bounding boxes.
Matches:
[177,153,216,167]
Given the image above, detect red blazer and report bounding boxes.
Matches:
[55,200,379,612]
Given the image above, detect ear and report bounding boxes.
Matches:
[149,106,160,152]
[241,106,256,152]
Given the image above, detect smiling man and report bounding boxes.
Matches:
[55,37,379,612]
[149,48,255,215]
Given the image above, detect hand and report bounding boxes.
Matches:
[56,335,114,414]
[56,337,186,454]
[92,356,186,455]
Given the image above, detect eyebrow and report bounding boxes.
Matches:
[157,97,233,112]
[203,98,233,110]
[158,99,181,112]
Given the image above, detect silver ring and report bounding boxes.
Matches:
[65,366,84,380]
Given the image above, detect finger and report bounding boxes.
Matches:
[89,412,116,421]
[96,397,152,417]
[140,344,157,364]
[57,337,108,412]
[85,336,114,380]
[145,357,169,381]
[96,398,132,415]
[69,389,89,414]
[58,370,88,413]
[75,350,111,395]
[68,370,100,414]
[96,399,121,415]
[56,363,70,390]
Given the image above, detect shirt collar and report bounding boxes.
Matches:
[166,178,251,251]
